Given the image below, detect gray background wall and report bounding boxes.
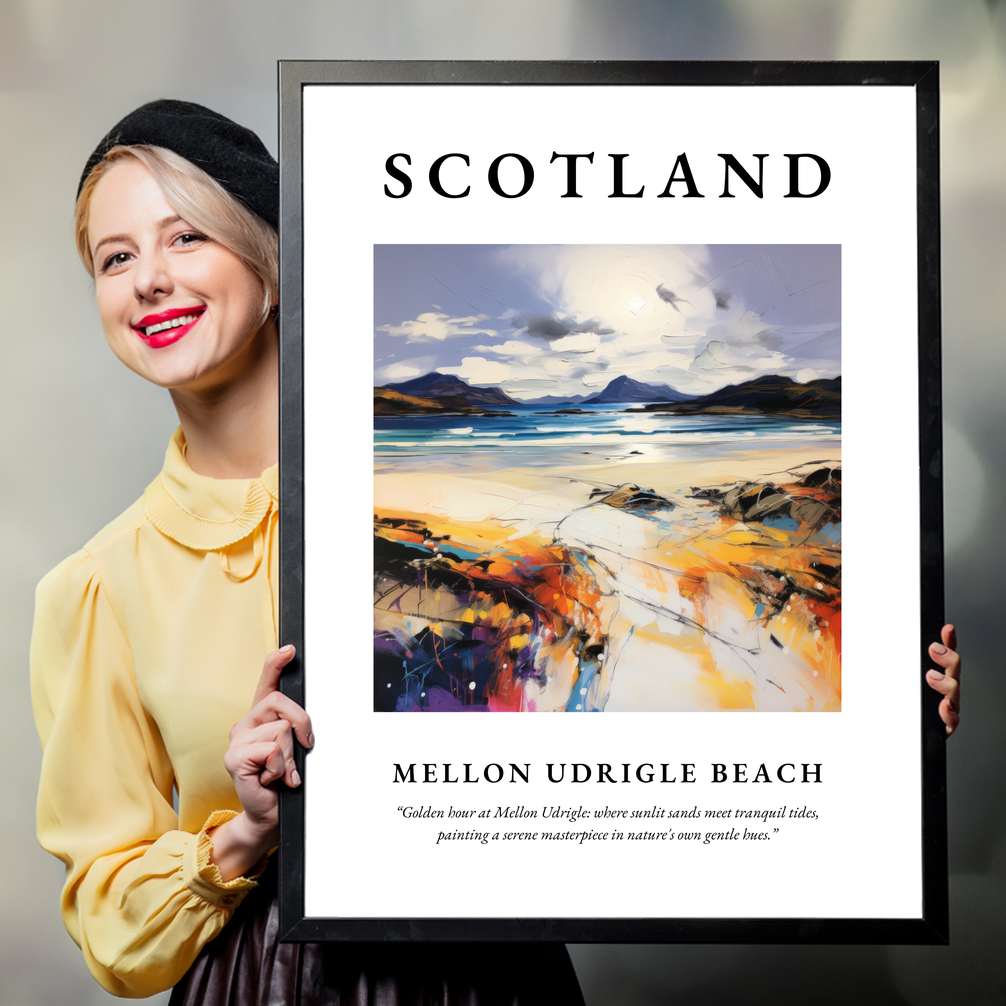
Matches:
[1,2,1003,1003]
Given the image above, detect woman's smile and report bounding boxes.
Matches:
[133,305,207,347]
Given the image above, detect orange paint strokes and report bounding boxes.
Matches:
[375,469,841,712]
[375,506,611,711]
[605,502,841,710]
[713,674,759,711]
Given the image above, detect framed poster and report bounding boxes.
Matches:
[277,61,946,943]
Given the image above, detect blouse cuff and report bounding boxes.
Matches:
[183,810,269,909]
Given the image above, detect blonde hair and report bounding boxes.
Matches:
[75,145,278,322]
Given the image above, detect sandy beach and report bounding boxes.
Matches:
[374,443,841,713]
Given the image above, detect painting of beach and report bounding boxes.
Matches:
[374,245,841,713]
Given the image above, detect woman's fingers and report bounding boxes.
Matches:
[224,645,312,802]
[242,644,314,749]
[926,667,960,737]
[258,742,289,787]
[252,644,297,707]
[929,647,961,680]
[232,689,314,750]
[928,636,961,682]
[925,667,959,703]
[230,719,302,788]
[941,623,958,652]
[254,691,313,748]
[927,623,961,737]
[224,738,287,788]
[218,647,309,848]
[924,681,960,736]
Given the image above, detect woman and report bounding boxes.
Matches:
[31,99,586,1003]
[32,99,962,1002]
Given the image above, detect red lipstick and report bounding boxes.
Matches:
[132,306,205,349]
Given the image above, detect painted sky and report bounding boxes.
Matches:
[374,244,840,400]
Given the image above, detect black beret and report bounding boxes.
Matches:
[78,99,278,228]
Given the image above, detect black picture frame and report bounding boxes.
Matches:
[277,60,945,944]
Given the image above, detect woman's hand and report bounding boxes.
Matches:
[926,624,961,738]
[209,645,314,881]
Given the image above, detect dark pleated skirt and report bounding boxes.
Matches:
[169,869,585,1006]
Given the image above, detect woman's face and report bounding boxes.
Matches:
[87,158,270,392]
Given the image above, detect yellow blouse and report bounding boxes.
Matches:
[31,429,279,998]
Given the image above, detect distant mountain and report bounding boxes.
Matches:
[584,375,696,404]
[374,388,513,416]
[385,372,517,408]
[518,393,590,406]
[640,375,841,417]
[376,388,472,415]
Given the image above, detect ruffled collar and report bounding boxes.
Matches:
[143,428,278,551]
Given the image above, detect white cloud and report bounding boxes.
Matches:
[541,355,574,376]
[470,339,541,358]
[448,334,699,397]
[376,360,426,378]
[372,356,434,382]
[549,332,601,353]
[438,357,512,384]
[691,339,788,375]
[378,312,499,342]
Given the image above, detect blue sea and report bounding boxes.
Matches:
[374,403,841,473]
